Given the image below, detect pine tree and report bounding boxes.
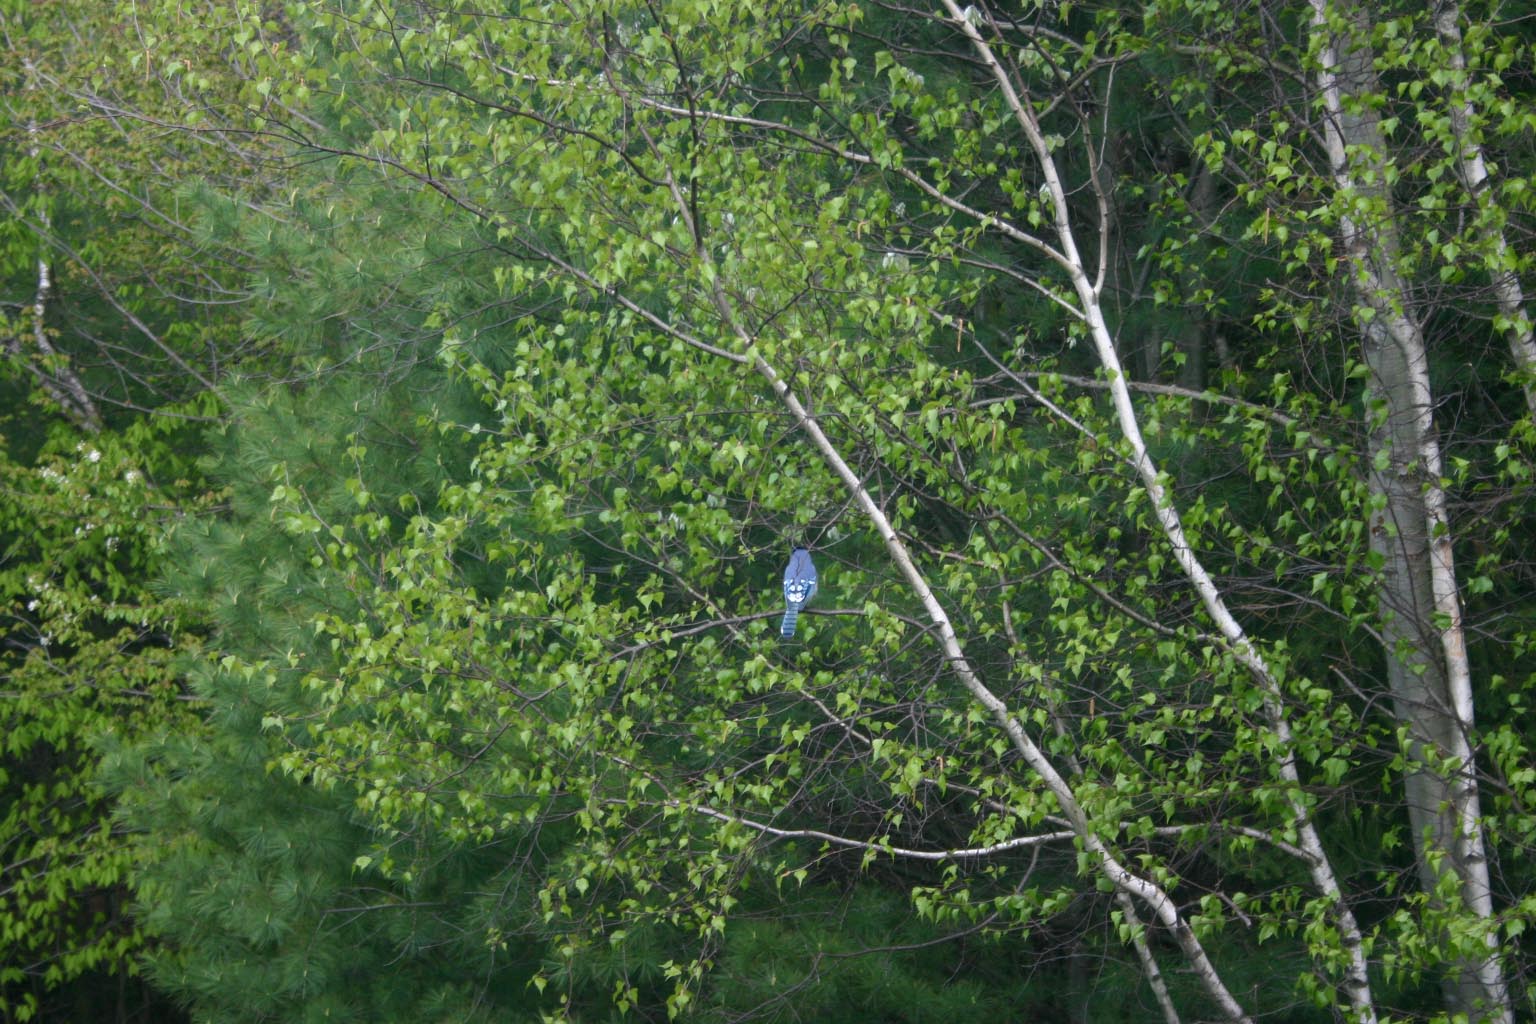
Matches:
[109,374,562,1023]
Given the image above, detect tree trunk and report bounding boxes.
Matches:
[1429,0,1536,418]
[944,4,1373,1018]
[1309,2,1509,1019]
[9,57,102,432]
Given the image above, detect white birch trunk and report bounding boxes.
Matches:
[1429,0,1536,418]
[941,3,1380,1019]
[11,57,102,433]
[1309,2,1509,1019]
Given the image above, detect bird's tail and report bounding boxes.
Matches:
[781,607,799,639]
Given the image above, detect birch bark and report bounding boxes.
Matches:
[1309,2,1509,1019]
[942,3,1379,1019]
[1429,0,1536,418]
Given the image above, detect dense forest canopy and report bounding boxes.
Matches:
[3,1,1536,1021]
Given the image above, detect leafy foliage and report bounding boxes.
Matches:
[0,415,209,1021]
[4,0,1536,1021]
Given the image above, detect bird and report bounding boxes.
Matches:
[781,547,818,639]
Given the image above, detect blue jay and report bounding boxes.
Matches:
[781,547,818,639]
